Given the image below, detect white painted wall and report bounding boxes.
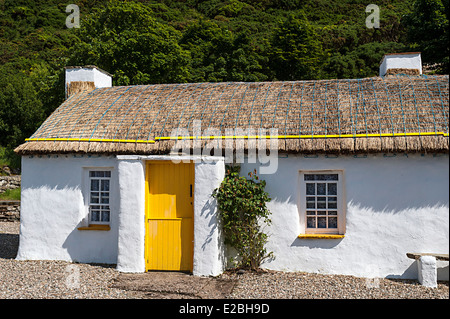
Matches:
[18,152,448,281]
[93,68,112,88]
[240,154,449,280]
[17,155,119,264]
[193,158,226,276]
[65,66,112,96]
[115,158,146,273]
[379,53,422,76]
[18,154,225,277]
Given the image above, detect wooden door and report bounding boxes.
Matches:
[145,161,194,271]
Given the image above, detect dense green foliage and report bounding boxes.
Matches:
[212,167,272,270]
[403,0,449,72]
[269,11,325,80]
[0,66,45,149]
[70,1,191,84]
[0,0,448,166]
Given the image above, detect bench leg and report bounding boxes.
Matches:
[417,256,437,288]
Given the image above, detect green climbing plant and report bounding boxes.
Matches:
[212,166,273,270]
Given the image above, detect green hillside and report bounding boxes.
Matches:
[0,0,448,167]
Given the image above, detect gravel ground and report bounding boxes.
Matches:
[220,270,449,299]
[1,222,448,299]
[0,222,141,299]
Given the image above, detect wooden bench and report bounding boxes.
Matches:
[407,253,449,288]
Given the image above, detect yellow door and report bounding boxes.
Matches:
[145,161,194,271]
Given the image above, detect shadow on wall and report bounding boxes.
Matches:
[438,264,450,281]
[346,190,449,215]
[200,195,228,270]
[200,197,218,250]
[388,260,449,281]
[386,261,417,279]
[291,237,343,248]
[248,155,450,214]
[265,175,449,216]
[19,183,118,264]
[62,225,118,264]
[344,156,449,213]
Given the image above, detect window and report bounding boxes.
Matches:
[88,170,111,224]
[299,171,345,235]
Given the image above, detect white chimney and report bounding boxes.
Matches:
[65,65,112,98]
[379,52,422,77]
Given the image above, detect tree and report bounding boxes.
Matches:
[180,19,268,82]
[0,67,45,149]
[403,0,449,73]
[269,12,325,80]
[69,0,191,85]
[323,41,407,79]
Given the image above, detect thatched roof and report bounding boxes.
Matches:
[15,75,449,155]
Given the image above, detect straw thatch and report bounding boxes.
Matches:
[15,75,449,155]
[66,81,96,98]
[385,68,421,76]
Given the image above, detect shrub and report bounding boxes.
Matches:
[212,166,273,270]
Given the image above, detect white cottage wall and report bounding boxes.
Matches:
[116,158,146,273]
[18,152,447,280]
[17,154,225,275]
[240,154,449,280]
[17,155,119,264]
[193,158,226,276]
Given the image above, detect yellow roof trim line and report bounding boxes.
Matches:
[155,132,449,140]
[25,137,156,144]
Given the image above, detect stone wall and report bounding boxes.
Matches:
[0,175,21,192]
[0,201,20,221]
[0,176,21,221]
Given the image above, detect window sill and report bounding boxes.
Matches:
[298,234,344,239]
[78,224,110,231]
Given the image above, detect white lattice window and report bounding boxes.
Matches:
[88,170,111,224]
[299,171,345,235]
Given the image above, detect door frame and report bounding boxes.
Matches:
[144,160,195,272]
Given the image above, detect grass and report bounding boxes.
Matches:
[0,188,21,201]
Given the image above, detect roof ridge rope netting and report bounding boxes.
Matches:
[16,75,449,155]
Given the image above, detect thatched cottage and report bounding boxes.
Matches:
[15,53,448,284]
